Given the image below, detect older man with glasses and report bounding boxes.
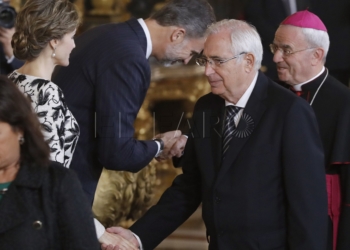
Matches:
[272,10,350,250]
[103,19,327,250]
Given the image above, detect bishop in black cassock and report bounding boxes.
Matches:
[273,10,350,250]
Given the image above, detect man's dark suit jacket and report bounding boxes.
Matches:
[53,19,158,204]
[130,72,328,250]
[0,44,23,75]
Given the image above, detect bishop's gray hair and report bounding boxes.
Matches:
[300,27,330,63]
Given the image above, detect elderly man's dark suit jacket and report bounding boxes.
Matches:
[130,72,328,250]
[53,19,158,204]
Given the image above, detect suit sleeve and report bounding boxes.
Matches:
[57,169,100,249]
[130,125,202,250]
[282,98,328,250]
[95,55,157,172]
[9,57,24,71]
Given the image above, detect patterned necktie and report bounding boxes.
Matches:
[222,105,242,157]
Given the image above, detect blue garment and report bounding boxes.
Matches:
[0,44,23,75]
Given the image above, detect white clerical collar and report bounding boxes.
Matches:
[137,18,152,59]
[225,72,258,108]
[293,67,325,91]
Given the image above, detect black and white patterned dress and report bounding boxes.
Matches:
[9,71,80,168]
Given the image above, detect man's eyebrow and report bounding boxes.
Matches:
[279,44,293,49]
[272,42,293,49]
[201,52,221,59]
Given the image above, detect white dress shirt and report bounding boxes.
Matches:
[225,72,258,126]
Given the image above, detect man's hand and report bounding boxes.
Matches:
[169,135,187,157]
[154,130,182,160]
[156,134,188,161]
[100,227,139,250]
[0,27,15,58]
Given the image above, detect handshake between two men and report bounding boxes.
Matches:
[154,130,187,161]
[98,129,188,250]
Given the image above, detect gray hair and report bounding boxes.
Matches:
[150,0,216,39]
[206,19,263,70]
[300,27,330,63]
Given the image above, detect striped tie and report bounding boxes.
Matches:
[222,105,241,157]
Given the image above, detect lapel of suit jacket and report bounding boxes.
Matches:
[210,99,225,171]
[126,18,147,57]
[216,72,269,183]
[0,164,44,234]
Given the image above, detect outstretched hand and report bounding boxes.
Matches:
[100,227,139,250]
[154,130,187,161]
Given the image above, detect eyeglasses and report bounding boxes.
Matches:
[269,44,316,57]
[196,52,247,67]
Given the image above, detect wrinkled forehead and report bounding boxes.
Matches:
[274,25,308,47]
[203,32,233,57]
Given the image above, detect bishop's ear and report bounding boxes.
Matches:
[311,48,325,66]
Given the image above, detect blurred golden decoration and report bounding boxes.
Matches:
[93,162,157,228]
[90,0,131,20]
[90,0,115,15]
[114,0,131,21]
[153,1,168,12]
[74,0,85,22]
[260,65,268,73]
[82,0,130,30]
[92,64,210,228]
[10,0,21,12]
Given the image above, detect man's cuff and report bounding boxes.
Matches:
[132,233,143,250]
[94,218,105,239]
[154,140,162,157]
[5,55,14,64]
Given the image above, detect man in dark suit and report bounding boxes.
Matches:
[52,0,216,205]
[103,19,328,250]
[271,10,350,250]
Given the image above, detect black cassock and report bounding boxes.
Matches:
[284,69,350,250]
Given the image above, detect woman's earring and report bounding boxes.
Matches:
[52,47,56,58]
[19,137,25,145]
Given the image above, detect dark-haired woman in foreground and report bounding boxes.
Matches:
[0,75,99,249]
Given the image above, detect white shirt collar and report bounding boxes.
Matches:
[293,67,325,91]
[137,18,152,59]
[225,72,258,108]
